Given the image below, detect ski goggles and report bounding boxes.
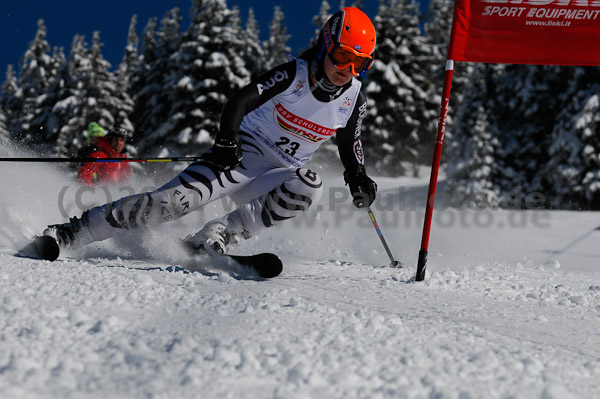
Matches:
[327,44,374,76]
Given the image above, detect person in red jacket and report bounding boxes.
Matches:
[78,123,130,185]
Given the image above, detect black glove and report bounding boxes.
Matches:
[207,136,242,171]
[344,166,377,209]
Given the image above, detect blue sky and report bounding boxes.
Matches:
[1,1,379,75]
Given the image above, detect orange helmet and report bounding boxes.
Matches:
[319,7,376,76]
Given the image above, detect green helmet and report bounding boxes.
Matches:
[87,122,106,142]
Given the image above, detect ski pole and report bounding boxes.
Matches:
[552,224,600,254]
[0,156,204,163]
[367,206,402,268]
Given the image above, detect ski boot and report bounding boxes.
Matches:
[43,211,96,250]
[183,211,250,255]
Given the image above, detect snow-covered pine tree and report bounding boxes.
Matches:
[139,17,160,73]
[544,67,600,209]
[51,35,89,156]
[114,14,143,160]
[424,0,473,144]
[14,19,55,144]
[394,0,438,170]
[242,8,265,78]
[229,5,265,80]
[131,10,183,150]
[352,0,365,8]
[25,46,67,148]
[54,32,134,157]
[116,15,141,91]
[446,63,502,207]
[309,1,331,49]
[137,0,251,158]
[493,64,569,206]
[0,106,9,146]
[0,65,20,140]
[424,0,452,72]
[262,6,292,71]
[362,0,435,176]
[88,31,134,138]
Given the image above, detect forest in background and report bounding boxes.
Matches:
[1,0,599,210]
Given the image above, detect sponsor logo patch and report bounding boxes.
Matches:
[273,103,336,143]
[339,97,353,114]
[257,70,289,95]
[292,80,305,96]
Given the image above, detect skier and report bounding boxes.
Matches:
[43,7,378,257]
[78,123,130,185]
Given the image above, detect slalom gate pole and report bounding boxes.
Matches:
[0,156,204,163]
[367,206,402,268]
[415,60,455,281]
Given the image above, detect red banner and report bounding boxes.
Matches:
[448,0,600,65]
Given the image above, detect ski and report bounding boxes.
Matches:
[17,235,60,261]
[209,252,283,278]
[16,236,283,278]
[181,240,282,278]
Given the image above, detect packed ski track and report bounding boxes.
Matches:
[1,155,600,398]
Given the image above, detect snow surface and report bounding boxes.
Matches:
[1,154,600,399]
